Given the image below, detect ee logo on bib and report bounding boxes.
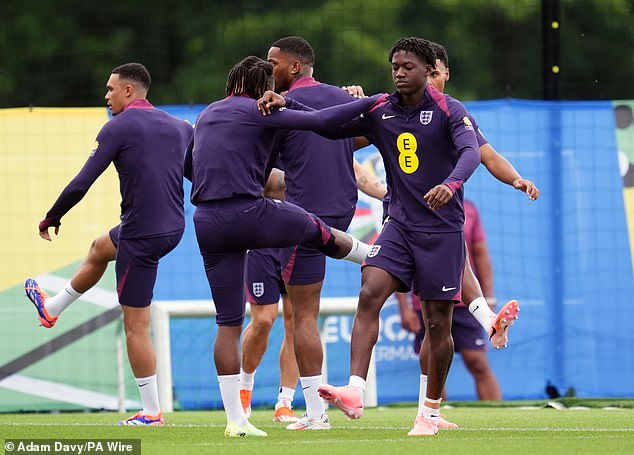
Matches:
[396,132,419,174]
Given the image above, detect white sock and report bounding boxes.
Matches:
[417,374,428,414]
[348,375,366,402]
[135,374,160,416]
[422,396,442,424]
[300,375,325,420]
[240,368,255,391]
[342,236,372,264]
[277,386,295,404]
[468,297,496,331]
[422,404,440,424]
[218,374,247,425]
[46,281,82,317]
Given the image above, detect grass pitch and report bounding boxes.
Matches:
[1,403,633,455]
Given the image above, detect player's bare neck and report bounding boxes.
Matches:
[401,93,423,109]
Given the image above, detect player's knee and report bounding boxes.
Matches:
[357,286,385,315]
[251,315,275,334]
[89,235,116,263]
[426,317,451,338]
[465,355,491,377]
[306,215,342,258]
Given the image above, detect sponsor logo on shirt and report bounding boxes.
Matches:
[252,282,264,298]
[367,245,382,258]
[419,111,433,125]
[381,113,396,120]
[462,116,474,130]
[90,141,99,157]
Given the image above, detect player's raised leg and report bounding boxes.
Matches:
[25,230,117,328]
[462,252,519,348]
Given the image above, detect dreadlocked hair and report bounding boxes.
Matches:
[225,56,273,99]
[388,37,436,68]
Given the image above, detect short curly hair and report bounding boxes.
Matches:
[271,36,315,66]
[111,63,151,90]
[388,37,436,68]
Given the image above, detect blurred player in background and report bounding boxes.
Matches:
[24,63,193,426]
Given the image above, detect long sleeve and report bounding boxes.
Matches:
[259,93,385,131]
[442,108,481,191]
[45,125,120,222]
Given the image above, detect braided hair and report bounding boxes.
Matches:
[225,56,273,99]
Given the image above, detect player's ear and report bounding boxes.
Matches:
[291,60,301,75]
[446,67,450,82]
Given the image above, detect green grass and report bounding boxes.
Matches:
[2,405,633,455]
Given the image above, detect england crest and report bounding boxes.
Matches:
[367,245,382,258]
[252,282,264,298]
[420,111,433,125]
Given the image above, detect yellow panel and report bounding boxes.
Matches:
[0,108,120,291]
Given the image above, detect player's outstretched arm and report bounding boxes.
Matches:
[480,144,540,200]
[354,160,387,201]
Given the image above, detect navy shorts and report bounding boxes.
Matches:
[245,248,286,305]
[108,224,122,248]
[280,214,353,285]
[115,231,183,308]
[414,305,487,353]
[193,197,331,326]
[364,219,465,301]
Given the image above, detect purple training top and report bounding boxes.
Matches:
[189,93,383,205]
[381,112,489,216]
[273,77,357,217]
[44,99,193,238]
[325,84,481,232]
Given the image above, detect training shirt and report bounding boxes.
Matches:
[189,93,383,205]
[381,113,489,217]
[273,77,357,217]
[325,84,481,232]
[45,99,193,239]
